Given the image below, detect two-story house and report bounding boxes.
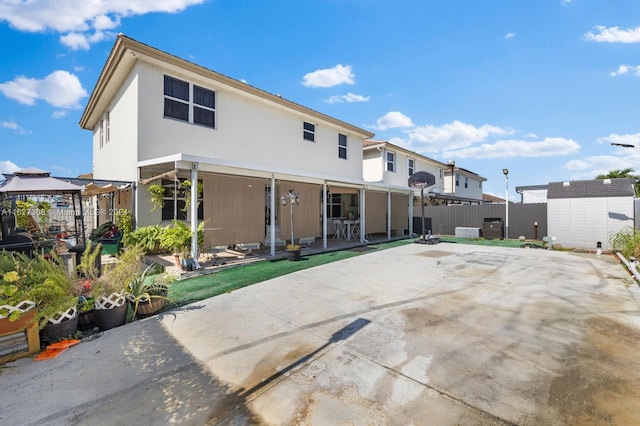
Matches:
[79,35,413,256]
[442,164,486,204]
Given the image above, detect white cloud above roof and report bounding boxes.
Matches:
[584,25,640,43]
[610,65,640,77]
[597,132,640,146]
[373,111,414,131]
[302,65,355,88]
[0,71,87,109]
[325,93,370,104]
[0,0,205,49]
[444,137,580,159]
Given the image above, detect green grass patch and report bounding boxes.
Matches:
[168,238,413,306]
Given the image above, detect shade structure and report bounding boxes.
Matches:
[0,168,86,244]
[0,168,84,195]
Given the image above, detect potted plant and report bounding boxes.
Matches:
[125,264,173,319]
[285,243,302,261]
[147,184,165,211]
[0,254,40,363]
[91,245,146,330]
[160,220,205,269]
[179,179,203,213]
[123,225,165,254]
[25,254,82,343]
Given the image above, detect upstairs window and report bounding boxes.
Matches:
[105,111,110,143]
[464,177,469,188]
[303,122,315,142]
[164,75,215,129]
[455,174,459,186]
[338,134,347,159]
[408,158,414,176]
[386,151,396,172]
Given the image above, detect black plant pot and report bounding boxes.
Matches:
[133,291,168,319]
[94,303,128,331]
[286,249,301,261]
[78,310,96,331]
[41,315,79,344]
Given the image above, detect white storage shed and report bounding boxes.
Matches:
[547,178,635,250]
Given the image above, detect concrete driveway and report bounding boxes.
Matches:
[2,243,640,425]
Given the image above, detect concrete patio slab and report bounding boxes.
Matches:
[1,243,639,425]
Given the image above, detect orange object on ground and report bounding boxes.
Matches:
[34,339,80,361]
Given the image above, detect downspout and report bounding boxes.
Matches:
[616,252,640,282]
[361,188,368,243]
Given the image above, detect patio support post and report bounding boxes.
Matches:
[190,163,199,261]
[270,176,276,256]
[387,191,392,239]
[360,188,369,243]
[408,192,414,236]
[322,182,328,249]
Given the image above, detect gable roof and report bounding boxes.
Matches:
[80,34,374,139]
[547,178,635,199]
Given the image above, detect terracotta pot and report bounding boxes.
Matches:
[133,290,168,319]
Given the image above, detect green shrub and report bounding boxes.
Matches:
[609,226,640,259]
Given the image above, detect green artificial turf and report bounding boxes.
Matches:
[166,236,539,307]
[168,238,413,306]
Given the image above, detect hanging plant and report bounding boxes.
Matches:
[180,180,203,212]
[147,184,165,211]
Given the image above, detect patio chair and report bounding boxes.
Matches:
[332,219,345,240]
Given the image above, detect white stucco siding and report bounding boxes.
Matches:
[92,71,139,182]
[522,189,548,203]
[135,62,364,180]
[548,197,633,250]
[363,151,383,182]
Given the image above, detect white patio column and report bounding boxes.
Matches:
[270,176,276,256]
[190,163,198,260]
[408,191,414,236]
[323,182,328,249]
[387,190,392,239]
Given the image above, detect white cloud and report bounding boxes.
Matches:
[565,154,640,181]
[0,0,205,49]
[51,110,67,119]
[302,64,355,88]
[404,120,514,152]
[325,93,370,104]
[597,132,640,146]
[504,32,515,39]
[443,137,580,159]
[0,160,21,174]
[373,111,414,131]
[0,70,87,108]
[584,25,640,43]
[610,65,640,77]
[1,120,29,134]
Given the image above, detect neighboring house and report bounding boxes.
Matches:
[482,193,505,204]
[515,184,548,204]
[547,178,635,250]
[79,35,413,256]
[442,165,486,204]
[363,139,447,191]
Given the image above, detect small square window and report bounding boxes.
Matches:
[408,158,414,176]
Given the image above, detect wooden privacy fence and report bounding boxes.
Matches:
[415,203,548,240]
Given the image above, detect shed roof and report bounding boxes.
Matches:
[547,178,635,199]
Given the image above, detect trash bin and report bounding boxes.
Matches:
[482,221,504,240]
[68,244,102,277]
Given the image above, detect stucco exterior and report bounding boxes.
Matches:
[80,35,413,254]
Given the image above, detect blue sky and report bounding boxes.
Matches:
[1,0,640,199]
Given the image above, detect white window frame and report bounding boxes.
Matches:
[105,111,110,144]
[99,120,104,149]
[386,151,396,172]
[408,158,414,176]
[338,133,347,159]
[303,122,315,142]
[164,75,216,129]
